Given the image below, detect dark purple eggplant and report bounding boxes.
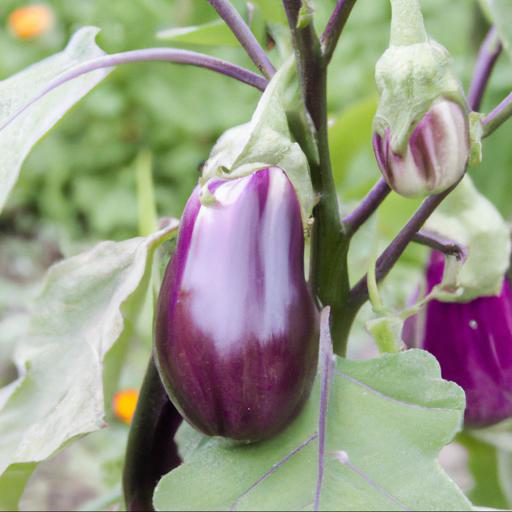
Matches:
[404,251,512,428]
[155,167,319,442]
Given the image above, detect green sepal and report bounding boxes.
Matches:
[469,111,484,166]
[374,0,467,155]
[374,41,466,155]
[198,183,218,207]
[296,0,314,29]
[425,176,511,302]
[366,316,404,354]
[201,58,316,225]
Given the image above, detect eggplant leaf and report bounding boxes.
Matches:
[155,340,470,511]
[0,222,178,504]
[0,27,110,214]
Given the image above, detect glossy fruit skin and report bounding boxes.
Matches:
[155,167,319,442]
[373,99,469,197]
[405,252,512,428]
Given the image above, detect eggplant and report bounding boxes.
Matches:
[155,167,319,442]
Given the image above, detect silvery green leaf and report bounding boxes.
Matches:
[0,463,36,511]
[0,27,111,214]
[0,222,178,501]
[155,350,470,511]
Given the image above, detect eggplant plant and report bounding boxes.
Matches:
[1,0,512,511]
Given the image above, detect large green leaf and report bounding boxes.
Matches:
[0,27,111,214]
[0,222,178,500]
[154,346,470,511]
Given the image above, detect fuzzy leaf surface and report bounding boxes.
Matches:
[0,27,110,213]
[155,349,470,511]
[0,223,178,495]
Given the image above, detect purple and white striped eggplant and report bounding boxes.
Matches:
[373,100,469,198]
[155,167,319,442]
[405,252,512,428]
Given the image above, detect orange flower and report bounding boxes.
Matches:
[8,4,54,40]
[113,389,139,424]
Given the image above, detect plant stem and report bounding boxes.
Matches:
[207,0,276,78]
[335,19,502,343]
[332,183,457,344]
[348,183,457,311]
[283,0,350,356]
[468,26,502,112]
[412,230,466,260]
[483,91,512,137]
[0,48,268,133]
[350,25,504,282]
[123,355,182,511]
[342,179,390,236]
[321,0,358,63]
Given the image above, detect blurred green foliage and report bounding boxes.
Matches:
[0,0,262,244]
[1,0,509,249]
[1,1,512,510]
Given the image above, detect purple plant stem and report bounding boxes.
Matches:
[314,307,334,512]
[320,0,358,64]
[342,179,390,236]
[342,24,504,320]
[412,230,466,260]
[468,27,502,111]
[348,183,458,310]
[0,48,268,133]
[207,0,275,78]
[483,90,512,137]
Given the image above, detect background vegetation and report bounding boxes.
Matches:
[0,1,510,509]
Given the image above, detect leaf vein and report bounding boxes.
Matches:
[333,368,453,412]
[230,432,318,511]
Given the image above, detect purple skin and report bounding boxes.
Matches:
[405,252,512,428]
[155,167,319,442]
[373,100,469,198]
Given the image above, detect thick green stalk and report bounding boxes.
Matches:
[283,1,350,355]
